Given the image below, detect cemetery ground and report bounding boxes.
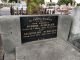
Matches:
[4,38,80,60]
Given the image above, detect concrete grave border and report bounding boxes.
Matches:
[0,15,72,53]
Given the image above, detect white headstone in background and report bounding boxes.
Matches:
[71,7,80,34]
[44,0,50,4]
[21,1,26,5]
[0,0,2,3]
[69,7,80,51]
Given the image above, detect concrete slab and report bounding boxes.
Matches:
[58,15,72,41]
[4,52,16,60]
[0,16,21,53]
[0,15,72,60]
[69,7,80,51]
[16,38,80,60]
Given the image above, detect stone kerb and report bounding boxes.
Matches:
[69,7,80,51]
[0,15,21,53]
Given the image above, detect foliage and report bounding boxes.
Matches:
[77,3,80,6]
[2,0,7,2]
[27,0,44,14]
[38,0,44,4]
[57,0,74,5]
[9,0,17,3]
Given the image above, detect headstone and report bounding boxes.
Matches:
[0,15,72,60]
[0,15,72,53]
[20,15,58,43]
[58,15,72,41]
[0,0,2,3]
[69,7,80,51]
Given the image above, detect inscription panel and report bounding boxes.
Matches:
[20,15,58,43]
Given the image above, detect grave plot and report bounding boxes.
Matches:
[0,15,72,60]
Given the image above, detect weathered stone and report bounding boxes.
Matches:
[0,48,4,60]
[58,15,72,41]
[0,15,72,53]
[0,15,73,60]
[16,38,80,60]
[4,52,15,60]
[0,16,21,53]
[15,15,73,60]
[0,34,4,60]
[69,7,80,51]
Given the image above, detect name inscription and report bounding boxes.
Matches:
[20,15,58,43]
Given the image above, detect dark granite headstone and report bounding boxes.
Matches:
[20,15,58,43]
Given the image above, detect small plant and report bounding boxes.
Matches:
[27,0,44,14]
[57,0,75,5]
[9,0,17,3]
[77,3,80,6]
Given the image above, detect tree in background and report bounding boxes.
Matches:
[2,0,7,2]
[57,0,75,5]
[77,3,80,6]
[9,0,17,3]
[26,0,44,14]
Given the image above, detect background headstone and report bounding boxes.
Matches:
[69,7,80,51]
[58,15,72,41]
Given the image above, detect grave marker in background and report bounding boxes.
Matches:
[69,7,80,51]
